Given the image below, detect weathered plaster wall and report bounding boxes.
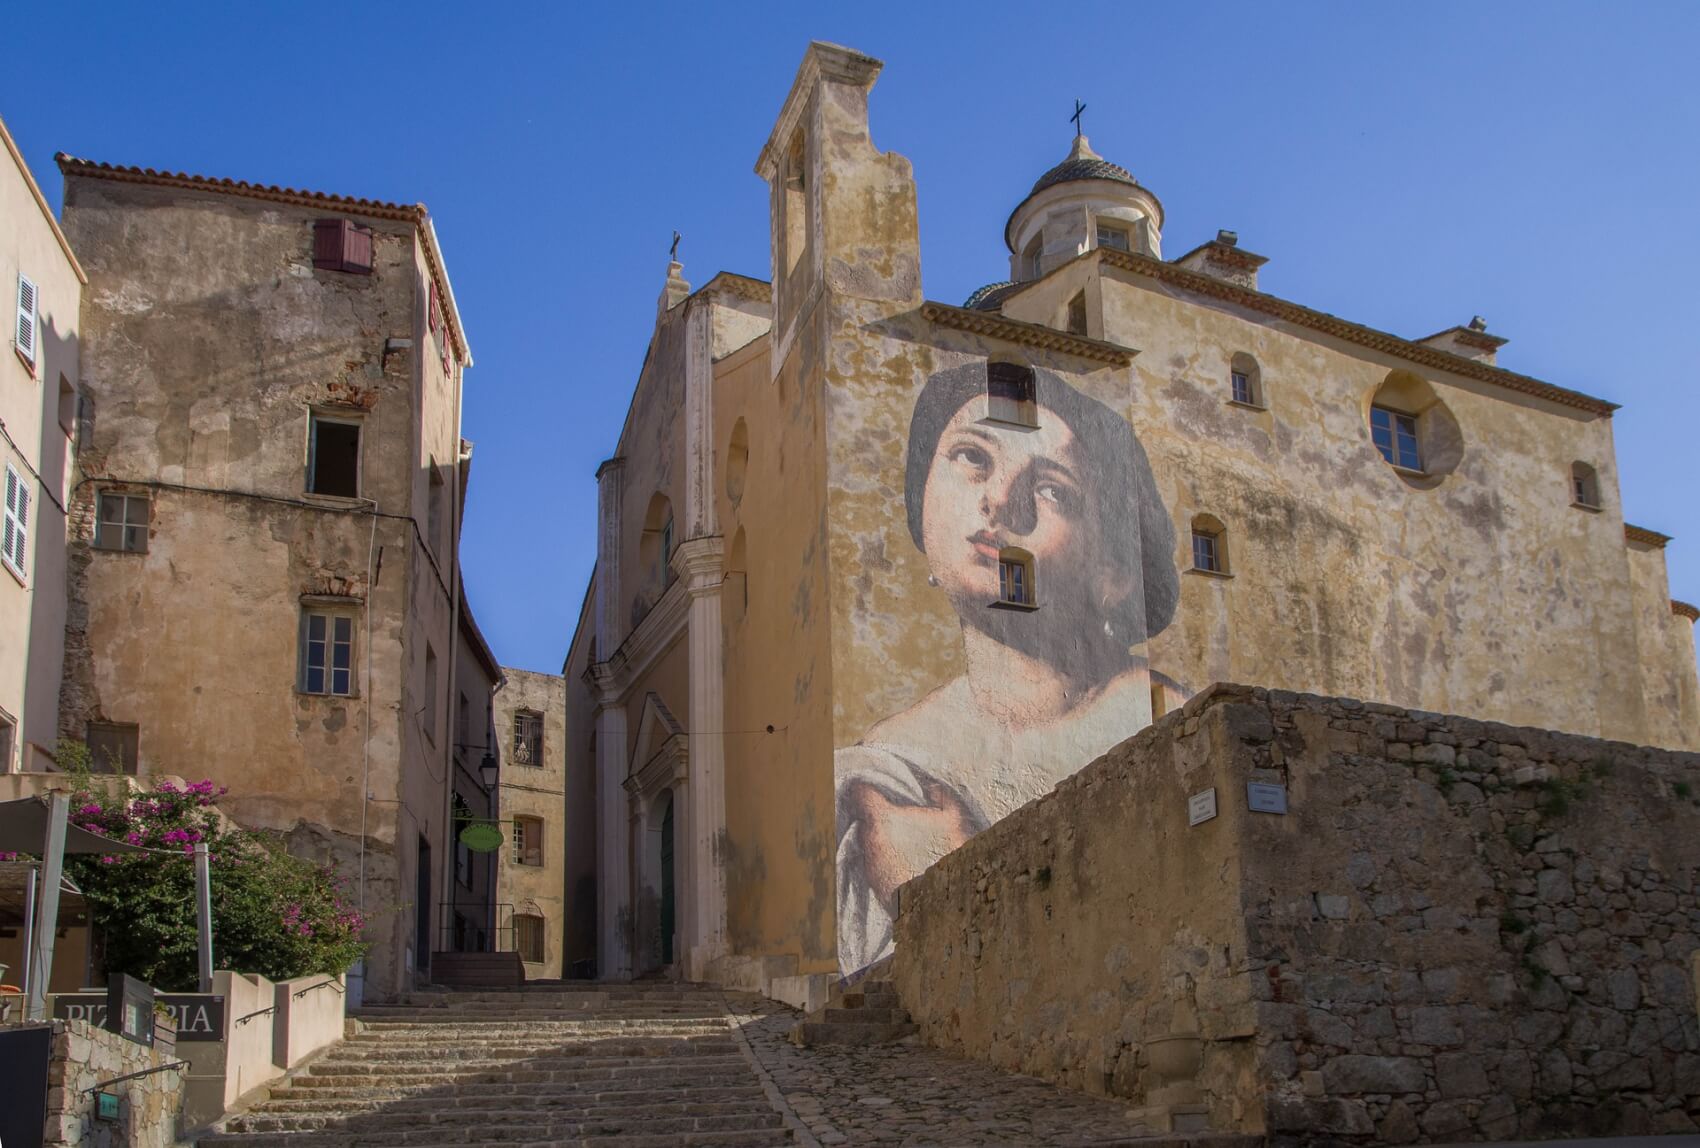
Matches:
[894,685,1700,1142]
[714,332,837,972]
[0,120,80,773]
[561,581,599,975]
[1626,540,1700,749]
[58,176,464,997]
[616,310,689,634]
[1089,261,1691,752]
[495,666,568,979]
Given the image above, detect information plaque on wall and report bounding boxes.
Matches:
[1246,782,1289,814]
[1187,787,1218,826]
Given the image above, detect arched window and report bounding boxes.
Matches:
[998,547,1036,606]
[987,361,1037,427]
[1021,235,1043,281]
[1229,352,1262,408]
[638,493,675,588]
[1571,462,1601,510]
[1190,514,1229,576]
[725,418,749,504]
[1367,370,1463,485]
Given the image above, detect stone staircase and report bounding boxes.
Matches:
[790,975,917,1046]
[194,983,792,1147]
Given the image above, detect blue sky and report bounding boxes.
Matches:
[9,2,1698,673]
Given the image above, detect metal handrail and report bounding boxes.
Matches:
[83,1060,189,1093]
[292,979,345,1000]
[232,1005,277,1027]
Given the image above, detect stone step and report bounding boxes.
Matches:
[227,1105,785,1133]
[273,1071,762,1099]
[856,979,896,996]
[200,1130,792,1148]
[836,990,900,1010]
[251,1094,777,1118]
[791,1020,917,1046]
[291,1058,751,1085]
[822,1005,909,1024]
[310,1041,738,1065]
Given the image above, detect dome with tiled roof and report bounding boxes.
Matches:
[1028,136,1139,197]
[1004,134,1165,277]
[963,281,1019,311]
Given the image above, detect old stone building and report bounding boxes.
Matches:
[565,41,1699,998]
[0,115,82,775]
[493,666,568,979]
[53,156,494,998]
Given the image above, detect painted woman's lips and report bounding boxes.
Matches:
[968,530,1002,561]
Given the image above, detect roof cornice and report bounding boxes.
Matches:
[1625,523,1672,549]
[756,42,882,179]
[691,272,772,306]
[56,154,471,366]
[1673,599,1698,623]
[921,301,1136,366]
[1096,248,1617,417]
[1,117,85,284]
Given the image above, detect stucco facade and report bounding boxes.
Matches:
[54,158,484,999]
[493,665,567,979]
[0,115,83,775]
[567,43,1700,990]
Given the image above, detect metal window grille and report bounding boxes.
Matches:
[303,612,355,696]
[1370,406,1422,471]
[95,493,150,552]
[514,914,545,963]
[513,712,543,766]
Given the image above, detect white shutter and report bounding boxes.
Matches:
[2,465,24,577]
[15,274,38,368]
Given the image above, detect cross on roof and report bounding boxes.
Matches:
[1071,99,1087,138]
[670,230,681,263]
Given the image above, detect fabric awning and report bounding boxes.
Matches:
[0,796,149,855]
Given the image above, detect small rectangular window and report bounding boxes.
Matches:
[1192,529,1222,574]
[312,219,373,274]
[513,711,543,766]
[1096,225,1131,252]
[987,362,1038,427]
[1066,292,1088,336]
[308,415,361,497]
[1231,371,1252,405]
[0,711,15,772]
[15,273,38,371]
[86,721,139,775]
[301,609,356,696]
[998,555,1034,605]
[456,691,471,755]
[512,816,544,867]
[428,464,445,555]
[1370,406,1422,471]
[94,493,150,553]
[3,464,29,581]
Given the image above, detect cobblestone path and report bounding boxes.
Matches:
[726,992,1246,1147]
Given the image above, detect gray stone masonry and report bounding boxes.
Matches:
[893,683,1700,1145]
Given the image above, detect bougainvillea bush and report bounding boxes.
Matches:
[64,776,365,991]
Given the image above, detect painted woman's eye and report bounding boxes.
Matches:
[947,443,992,477]
[1036,481,1079,512]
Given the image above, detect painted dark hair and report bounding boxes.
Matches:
[903,361,1178,645]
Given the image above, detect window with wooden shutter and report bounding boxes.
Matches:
[15,274,39,372]
[428,282,440,332]
[312,219,373,274]
[3,464,28,580]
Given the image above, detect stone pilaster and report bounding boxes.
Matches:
[593,457,624,657]
[590,668,631,981]
[683,302,717,539]
[670,535,727,978]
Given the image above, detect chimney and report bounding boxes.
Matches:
[1417,316,1507,365]
[1174,229,1268,290]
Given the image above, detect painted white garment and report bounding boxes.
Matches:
[834,666,1172,973]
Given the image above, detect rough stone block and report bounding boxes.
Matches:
[1321,1054,1426,1095]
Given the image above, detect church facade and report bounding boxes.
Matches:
[563,42,1698,996]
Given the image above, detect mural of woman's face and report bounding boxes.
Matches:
[921,401,1124,621]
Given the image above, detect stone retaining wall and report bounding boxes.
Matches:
[891,684,1700,1143]
[45,1018,184,1147]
